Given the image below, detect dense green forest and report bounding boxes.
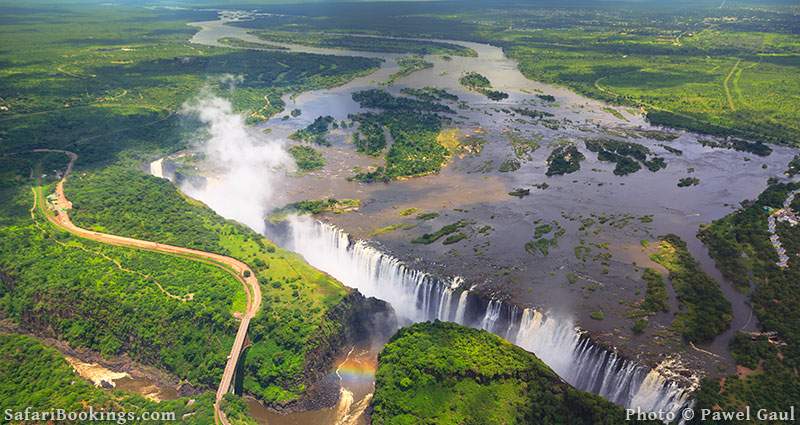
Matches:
[64,165,350,404]
[372,321,659,425]
[0,333,218,423]
[220,393,259,425]
[1,181,241,387]
[641,268,669,314]
[692,183,800,421]
[0,3,379,168]
[649,234,732,343]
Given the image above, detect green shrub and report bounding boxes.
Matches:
[289,145,325,171]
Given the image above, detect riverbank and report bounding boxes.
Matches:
[0,320,187,401]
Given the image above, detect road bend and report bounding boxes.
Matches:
[32,149,261,425]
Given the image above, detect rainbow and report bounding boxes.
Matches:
[334,352,377,383]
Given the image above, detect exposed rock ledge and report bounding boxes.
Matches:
[261,290,397,413]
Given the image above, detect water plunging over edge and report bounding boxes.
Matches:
[283,216,697,420]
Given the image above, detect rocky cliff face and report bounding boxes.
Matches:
[371,321,663,425]
[278,290,397,411]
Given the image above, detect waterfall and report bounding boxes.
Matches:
[480,299,502,332]
[284,216,695,419]
[454,290,469,324]
[437,286,454,322]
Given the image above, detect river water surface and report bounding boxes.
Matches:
[152,10,800,424]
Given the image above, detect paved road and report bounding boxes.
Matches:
[33,149,261,425]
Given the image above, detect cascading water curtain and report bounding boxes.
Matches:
[286,215,695,420]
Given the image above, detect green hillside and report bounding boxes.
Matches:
[372,321,660,425]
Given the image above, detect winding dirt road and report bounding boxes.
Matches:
[32,149,260,425]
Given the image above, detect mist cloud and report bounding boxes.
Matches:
[179,93,293,233]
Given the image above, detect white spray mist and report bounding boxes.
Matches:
[179,93,293,233]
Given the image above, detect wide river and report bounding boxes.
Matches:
[151,9,799,424]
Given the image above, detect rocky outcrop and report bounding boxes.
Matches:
[276,290,396,412]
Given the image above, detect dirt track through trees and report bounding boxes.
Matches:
[32,149,260,425]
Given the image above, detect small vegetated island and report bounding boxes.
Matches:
[546,141,585,176]
[677,177,700,187]
[289,145,326,171]
[348,89,458,182]
[525,221,565,256]
[371,321,660,425]
[268,198,361,223]
[787,154,800,177]
[290,115,337,145]
[585,139,666,176]
[649,234,732,343]
[459,71,509,101]
[218,37,289,50]
[698,138,773,157]
[387,56,433,85]
[400,87,459,103]
[412,220,468,245]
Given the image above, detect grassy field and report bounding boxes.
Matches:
[502,28,800,144]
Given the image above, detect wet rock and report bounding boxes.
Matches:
[272,290,396,412]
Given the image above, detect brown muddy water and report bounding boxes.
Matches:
[248,347,377,425]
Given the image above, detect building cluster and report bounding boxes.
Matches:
[768,189,800,268]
